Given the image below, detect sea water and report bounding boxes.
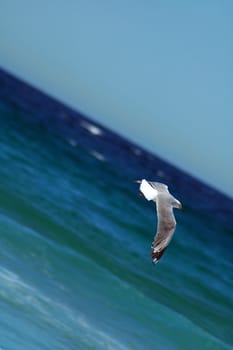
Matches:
[0,70,232,349]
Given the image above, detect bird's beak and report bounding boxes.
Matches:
[134,180,141,184]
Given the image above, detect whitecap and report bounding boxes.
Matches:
[80,121,103,136]
[90,150,106,161]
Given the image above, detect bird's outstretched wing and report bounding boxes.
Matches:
[151,195,176,264]
[137,179,180,264]
[148,181,169,193]
[139,180,169,201]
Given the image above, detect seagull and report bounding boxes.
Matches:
[137,179,182,264]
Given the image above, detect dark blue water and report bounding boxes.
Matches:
[0,69,233,350]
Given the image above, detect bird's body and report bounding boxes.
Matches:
[137,179,182,264]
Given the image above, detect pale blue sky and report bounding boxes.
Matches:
[0,1,233,197]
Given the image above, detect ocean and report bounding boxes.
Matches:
[0,69,232,350]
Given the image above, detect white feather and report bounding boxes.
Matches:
[140,179,158,201]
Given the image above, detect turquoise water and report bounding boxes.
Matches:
[0,70,233,349]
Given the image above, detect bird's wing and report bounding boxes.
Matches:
[148,181,169,193]
[151,195,176,264]
[139,179,158,200]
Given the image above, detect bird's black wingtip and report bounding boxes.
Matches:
[151,246,167,264]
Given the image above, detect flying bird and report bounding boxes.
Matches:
[137,179,182,264]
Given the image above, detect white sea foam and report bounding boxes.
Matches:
[80,121,103,136]
[90,150,106,161]
[0,267,129,349]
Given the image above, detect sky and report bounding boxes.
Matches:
[0,1,233,197]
